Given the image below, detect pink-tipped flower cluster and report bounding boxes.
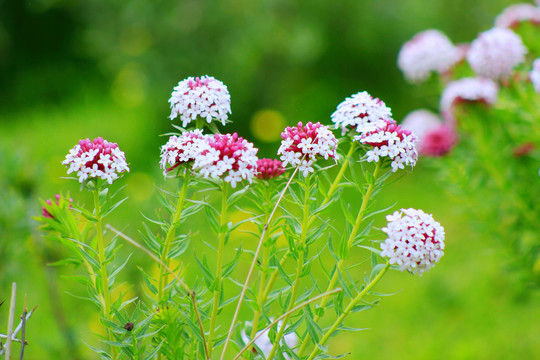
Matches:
[278,122,338,176]
[495,4,540,29]
[380,208,445,275]
[159,130,209,177]
[354,119,418,172]
[256,158,285,180]
[530,58,540,93]
[331,91,393,135]
[402,110,458,157]
[168,75,231,127]
[193,133,258,188]
[42,194,73,219]
[397,29,461,83]
[63,137,129,184]
[467,27,527,80]
[440,77,499,117]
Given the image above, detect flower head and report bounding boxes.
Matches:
[159,129,209,178]
[380,208,445,275]
[63,137,129,185]
[241,321,298,359]
[530,58,540,93]
[193,133,258,188]
[354,119,418,172]
[397,30,461,83]
[467,27,527,80]
[401,110,457,157]
[495,4,540,29]
[331,92,393,135]
[440,77,499,116]
[256,158,285,180]
[277,122,338,176]
[168,75,231,127]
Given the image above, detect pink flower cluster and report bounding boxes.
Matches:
[277,122,338,176]
[495,4,540,29]
[440,77,499,117]
[159,130,208,177]
[402,110,457,157]
[354,119,418,172]
[168,75,231,127]
[331,91,393,135]
[256,158,285,180]
[63,137,130,184]
[193,133,259,188]
[380,208,445,275]
[42,194,73,219]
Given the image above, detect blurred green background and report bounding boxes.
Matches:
[1,0,539,359]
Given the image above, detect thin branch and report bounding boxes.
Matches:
[5,282,16,360]
[232,288,342,360]
[106,225,209,360]
[19,296,27,360]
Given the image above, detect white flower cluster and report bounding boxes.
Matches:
[278,122,338,176]
[63,137,130,185]
[331,91,393,135]
[530,58,540,93]
[380,208,445,275]
[467,27,527,80]
[354,119,418,172]
[397,29,461,83]
[159,130,209,178]
[440,77,499,114]
[241,321,298,359]
[168,75,231,127]
[495,4,540,29]
[193,133,258,188]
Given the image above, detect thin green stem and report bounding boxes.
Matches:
[305,263,390,360]
[208,183,229,357]
[157,171,190,304]
[298,162,380,355]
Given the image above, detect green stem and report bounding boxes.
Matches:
[298,162,380,355]
[92,190,115,357]
[157,170,190,304]
[305,263,390,360]
[208,183,229,356]
[265,175,312,360]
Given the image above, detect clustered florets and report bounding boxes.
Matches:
[331,91,393,135]
[168,75,231,127]
[440,77,499,115]
[159,130,209,178]
[401,110,457,157]
[380,208,445,275]
[278,121,338,176]
[354,119,418,172]
[495,4,540,29]
[256,158,285,180]
[466,27,527,80]
[530,58,540,93]
[397,29,461,83]
[63,137,130,184]
[193,133,258,188]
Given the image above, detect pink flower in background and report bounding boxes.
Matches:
[495,4,540,29]
[63,137,130,184]
[530,58,540,93]
[401,110,457,157]
[159,130,209,177]
[380,208,445,275]
[397,29,461,83]
[354,119,418,172]
[278,122,338,176]
[331,91,393,135]
[256,158,285,180]
[467,27,527,80]
[168,75,231,127]
[42,194,73,219]
[193,133,258,188]
[440,77,499,116]
[241,321,298,359]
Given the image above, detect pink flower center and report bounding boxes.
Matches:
[362,120,412,147]
[77,137,119,172]
[187,76,210,90]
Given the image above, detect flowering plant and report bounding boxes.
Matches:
[36,75,446,359]
[397,1,540,291]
